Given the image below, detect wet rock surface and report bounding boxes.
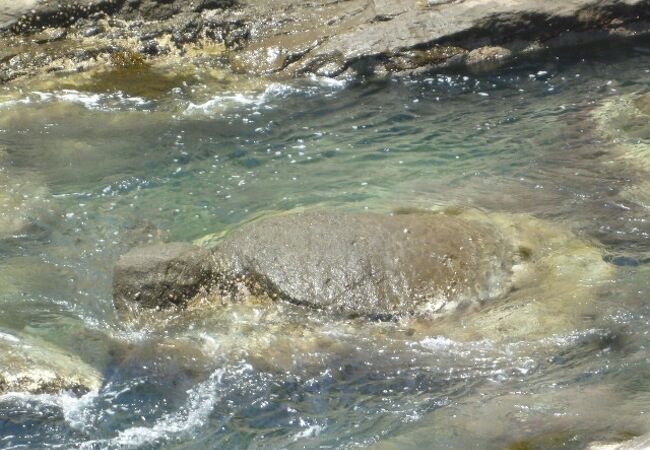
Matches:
[0,330,102,395]
[113,242,214,312]
[211,211,515,318]
[2,0,650,83]
[114,210,526,318]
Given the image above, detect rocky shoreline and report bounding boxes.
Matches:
[2,0,650,84]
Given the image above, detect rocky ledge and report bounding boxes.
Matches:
[2,0,650,83]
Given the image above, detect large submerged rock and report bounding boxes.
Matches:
[592,92,650,173]
[112,209,614,380]
[591,92,650,212]
[114,209,610,323]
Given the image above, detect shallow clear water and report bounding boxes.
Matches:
[1,42,650,449]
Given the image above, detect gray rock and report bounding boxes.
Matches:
[231,0,650,76]
[169,12,203,45]
[1,0,45,29]
[0,0,235,32]
[213,211,514,318]
[464,45,512,68]
[1,0,122,33]
[114,211,516,318]
[4,0,650,84]
[113,242,215,311]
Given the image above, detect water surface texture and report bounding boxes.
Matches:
[1,43,650,449]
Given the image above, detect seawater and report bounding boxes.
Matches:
[0,42,649,449]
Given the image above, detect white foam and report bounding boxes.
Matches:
[0,97,31,109]
[185,83,299,115]
[34,90,103,108]
[292,420,325,441]
[185,79,346,116]
[0,389,100,427]
[418,335,460,350]
[0,331,20,343]
[31,90,150,111]
[185,91,266,114]
[417,336,495,353]
[419,328,605,355]
[263,82,300,99]
[80,364,251,449]
[61,389,101,432]
[308,73,349,89]
[101,370,223,447]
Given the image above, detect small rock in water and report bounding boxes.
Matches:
[0,331,102,396]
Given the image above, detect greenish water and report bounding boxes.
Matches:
[0,42,650,449]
